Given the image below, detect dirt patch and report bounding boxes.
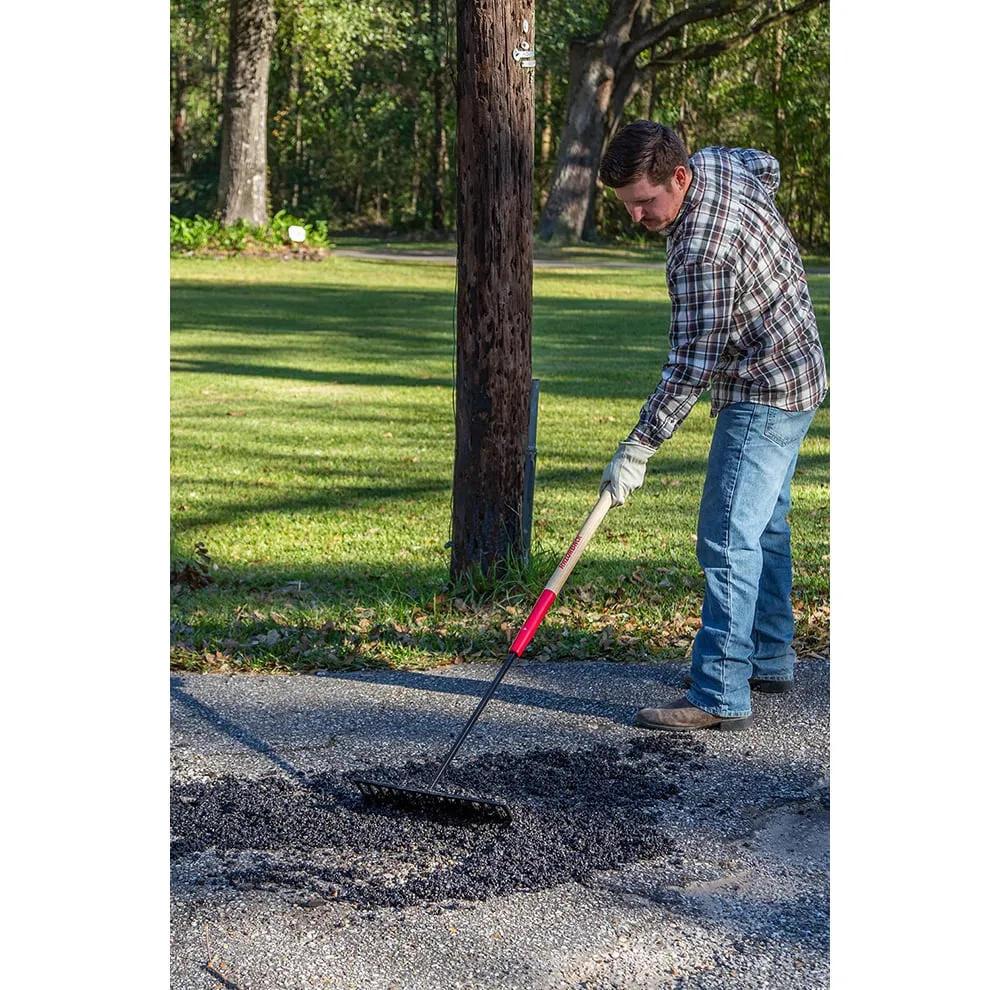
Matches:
[747,798,829,868]
[172,245,332,262]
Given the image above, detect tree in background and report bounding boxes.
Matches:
[170,0,229,215]
[192,0,411,226]
[265,1,412,223]
[217,0,277,224]
[170,0,829,249]
[647,1,830,248]
[536,0,827,242]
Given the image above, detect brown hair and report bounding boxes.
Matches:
[599,120,689,188]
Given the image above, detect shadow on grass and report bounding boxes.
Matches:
[170,357,454,391]
[170,280,684,401]
[169,447,826,540]
[171,478,450,537]
[170,549,702,599]
[171,277,830,404]
[171,272,829,629]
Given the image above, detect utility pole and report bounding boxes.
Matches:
[450,0,536,583]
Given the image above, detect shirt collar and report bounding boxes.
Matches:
[665,160,702,234]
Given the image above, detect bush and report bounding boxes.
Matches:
[169,210,331,254]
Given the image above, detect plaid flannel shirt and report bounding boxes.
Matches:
[627,147,828,449]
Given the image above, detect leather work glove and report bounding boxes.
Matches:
[600,441,657,507]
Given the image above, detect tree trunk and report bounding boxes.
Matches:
[536,1,644,241]
[217,0,276,225]
[171,56,188,175]
[674,23,691,148]
[450,0,535,583]
[772,14,786,170]
[291,56,303,209]
[535,37,617,242]
[430,68,447,230]
[430,0,447,231]
[540,69,552,163]
[645,48,658,119]
[411,114,423,216]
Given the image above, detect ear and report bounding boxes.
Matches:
[672,165,689,188]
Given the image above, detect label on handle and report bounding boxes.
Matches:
[557,534,583,571]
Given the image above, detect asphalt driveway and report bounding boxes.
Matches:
[170,656,830,989]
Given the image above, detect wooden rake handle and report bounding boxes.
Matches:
[509,489,614,657]
[428,491,615,789]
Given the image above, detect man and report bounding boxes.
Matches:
[598,120,827,732]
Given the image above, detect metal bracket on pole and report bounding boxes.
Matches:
[513,41,536,69]
[522,378,540,566]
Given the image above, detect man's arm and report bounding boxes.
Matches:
[626,261,736,448]
[733,148,780,198]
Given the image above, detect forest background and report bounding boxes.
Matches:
[169,0,830,249]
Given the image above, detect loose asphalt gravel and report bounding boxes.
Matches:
[170,656,830,989]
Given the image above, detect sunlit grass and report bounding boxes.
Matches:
[171,255,829,672]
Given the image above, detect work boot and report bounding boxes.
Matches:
[635,697,752,732]
[683,671,793,694]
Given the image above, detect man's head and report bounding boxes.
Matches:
[599,120,691,233]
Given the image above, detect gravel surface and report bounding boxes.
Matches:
[171,657,829,989]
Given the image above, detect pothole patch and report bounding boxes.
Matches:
[171,736,705,908]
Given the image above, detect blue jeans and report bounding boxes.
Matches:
[685,402,816,718]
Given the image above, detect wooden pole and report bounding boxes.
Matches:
[450,0,536,582]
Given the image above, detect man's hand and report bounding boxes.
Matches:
[600,441,657,507]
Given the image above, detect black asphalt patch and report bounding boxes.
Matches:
[171,736,706,908]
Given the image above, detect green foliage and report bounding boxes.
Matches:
[169,214,216,251]
[170,0,229,181]
[169,211,331,253]
[277,0,412,91]
[170,0,829,246]
[633,1,831,249]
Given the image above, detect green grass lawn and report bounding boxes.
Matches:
[170,254,830,672]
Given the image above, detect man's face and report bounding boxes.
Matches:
[612,168,690,233]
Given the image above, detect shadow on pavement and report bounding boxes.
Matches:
[170,675,305,779]
[319,666,645,727]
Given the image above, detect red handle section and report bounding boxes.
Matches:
[509,588,557,657]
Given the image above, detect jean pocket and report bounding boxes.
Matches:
[763,405,809,447]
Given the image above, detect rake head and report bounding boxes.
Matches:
[354,778,512,825]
